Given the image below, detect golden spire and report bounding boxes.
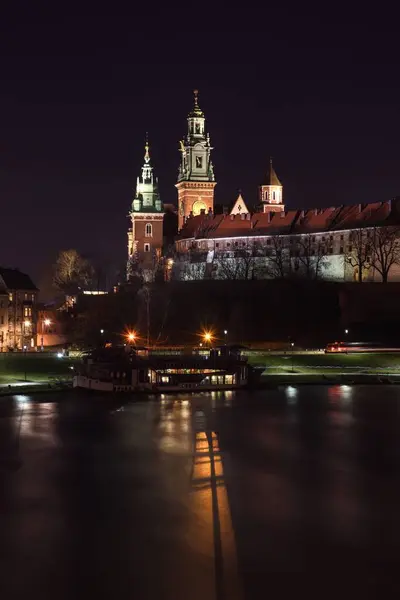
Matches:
[188,89,204,117]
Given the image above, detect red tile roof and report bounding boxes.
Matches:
[178,199,399,241]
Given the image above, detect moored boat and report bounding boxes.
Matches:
[73,346,257,393]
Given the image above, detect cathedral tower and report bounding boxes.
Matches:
[127,136,164,279]
[176,90,216,230]
[260,158,285,213]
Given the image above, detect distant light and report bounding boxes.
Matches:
[100,329,104,334]
[204,332,212,343]
[57,352,63,358]
[23,345,27,351]
[168,258,174,266]
[83,290,108,295]
[291,342,294,347]
[345,329,349,334]
[44,319,51,326]
[224,330,228,335]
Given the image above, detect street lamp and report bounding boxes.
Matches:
[41,318,51,350]
[100,329,104,334]
[203,331,213,347]
[291,342,295,373]
[23,345,27,381]
[345,329,349,335]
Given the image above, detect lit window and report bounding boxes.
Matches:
[273,191,276,200]
[145,223,152,237]
[144,243,150,252]
[9,293,13,302]
[225,374,233,384]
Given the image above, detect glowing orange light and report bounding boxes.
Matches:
[127,331,137,342]
[202,331,214,345]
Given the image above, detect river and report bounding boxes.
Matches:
[1,385,400,599]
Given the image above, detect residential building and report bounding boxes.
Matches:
[0,268,39,349]
[0,282,8,352]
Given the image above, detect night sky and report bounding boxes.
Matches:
[1,10,399,293]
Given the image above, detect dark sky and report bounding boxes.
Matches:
[1,9,399,289]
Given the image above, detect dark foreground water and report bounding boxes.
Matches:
[1,385,400,599]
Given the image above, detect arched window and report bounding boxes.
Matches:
[145,223,152,237]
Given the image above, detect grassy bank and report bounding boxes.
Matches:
[0,353,78,385]
[247,351,400,374]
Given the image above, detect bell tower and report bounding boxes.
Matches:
[176,90,216,230]
[260,158,285,213]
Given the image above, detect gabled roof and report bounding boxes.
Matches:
[230,193,250,215]
[0,267,38,291]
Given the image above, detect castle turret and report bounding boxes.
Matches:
[260,158,284,213]
[127,135,164,280]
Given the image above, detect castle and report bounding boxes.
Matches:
[127,91,400,283]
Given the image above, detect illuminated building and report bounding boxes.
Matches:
[127,135,164,281]
[176,90,216,230]
[175,171,400,282]
[0,268,38,349]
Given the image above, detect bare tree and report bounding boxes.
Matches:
[266,235,291,278]
[296,234,328,280]
[345,229,371,283]
[53,249,94,292]
[370,226,400,283]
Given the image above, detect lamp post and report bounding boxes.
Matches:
[41,318,51,351]
[23,345,27,381]
[23,320,31,352]
[224,329,228,346]
[345,329,349,335]
[291,342,295,373]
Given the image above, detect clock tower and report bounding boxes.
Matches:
[176,90,216,230]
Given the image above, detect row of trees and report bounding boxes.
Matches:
[179,227,400,283]
[345,226,400,283]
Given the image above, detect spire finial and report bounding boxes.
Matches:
[193,89,199,108]
[144,132,150,163]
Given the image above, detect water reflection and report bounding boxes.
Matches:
[190,410,241,600]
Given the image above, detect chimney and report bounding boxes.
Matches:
[358,204,363,213]
[241,212,246,220]
[230,214,235,221]
[314,208,319,216]
[246,213,251,220]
